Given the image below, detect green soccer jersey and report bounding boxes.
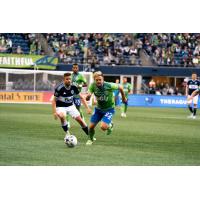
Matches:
[122,83,132,97]
[89,82,119,110]
[71,72,87,97]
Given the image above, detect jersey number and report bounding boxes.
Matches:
[104,112,112,120]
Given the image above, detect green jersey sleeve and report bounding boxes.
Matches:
[89,83,94,93]
[80,74,87,84]
[110,83,119,90]
[128,83,132,92]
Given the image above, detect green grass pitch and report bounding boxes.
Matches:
[0,103,200,165]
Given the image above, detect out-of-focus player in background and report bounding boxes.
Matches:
[186,73,200,119]
[66,63,88,127]
[120,77,132,118]
[85,71,127,145]
[113,79,120,107]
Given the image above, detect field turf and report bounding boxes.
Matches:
[0,103,200,165]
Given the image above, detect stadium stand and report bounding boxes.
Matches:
[136,33,200,67]
[43,33,141,66]
[1,33,200,67]
[0,33,43,55]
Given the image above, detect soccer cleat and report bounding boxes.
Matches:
[187,114,193,119]
[107,122,114,135]
[86,139,93,145]
[93,137,97,141]
[121,113,126,118]
[192,116,196,119]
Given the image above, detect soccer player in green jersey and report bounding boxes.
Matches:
[121,77,132,118]
[66,64,88,127]
[85,71,127,145]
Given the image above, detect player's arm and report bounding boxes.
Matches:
[119,85,127,103]
[80,75,87,87]
[85,84,93,101]
[128,84,133,94]
[85,92,92,101]
[79,93,92,114]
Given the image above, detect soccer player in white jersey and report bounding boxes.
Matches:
[186,73,200,119]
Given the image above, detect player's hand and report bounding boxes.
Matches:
[87,108,92,114]
[53,113,58,120]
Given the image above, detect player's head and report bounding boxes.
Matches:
[63,73,71,86]
[72,63,79,74]
[115,79,120,84]
[123,77,127,84]
[93,71,104,87]
[192,73,197,80]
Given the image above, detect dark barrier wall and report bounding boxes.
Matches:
[57,64,200,76]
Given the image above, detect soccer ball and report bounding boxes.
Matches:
[65,135,78,148]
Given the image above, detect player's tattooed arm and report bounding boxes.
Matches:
[85,92,92,101]
[119,85,127,103]
[79,93,92,114]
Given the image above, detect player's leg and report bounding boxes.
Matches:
[123,100,128,117]
[66,115,70,128]
[74,98,85,122]
[100,109,115,135]
[187,95,193,118]
[192,95,198,119]
[56,108,70,139]
[86,108,103,145]
[121,102,124,117]
[68,105,89,136]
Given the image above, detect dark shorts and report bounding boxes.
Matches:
[90,107,115,125]
[73,98,81,107]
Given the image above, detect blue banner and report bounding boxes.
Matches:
[120,94,200,108]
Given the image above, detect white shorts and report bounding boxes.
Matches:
[187,95,199,105]
[56,105,80,119]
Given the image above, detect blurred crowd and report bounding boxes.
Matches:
[1,33,200,67]
[43,33,141,66]
[0,33,43,55]
[145,79,185,95]
[136,33,200,67]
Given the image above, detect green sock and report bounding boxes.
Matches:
[89,129,95,140]
[66,115,70,123]
[121,103,126,113]
[124,104,127,113]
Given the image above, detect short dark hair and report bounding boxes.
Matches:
[73,63,78,67]
[64,73,71,77]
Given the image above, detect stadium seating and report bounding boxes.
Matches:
[0,33,30,54]
[135,33,200,67]
[43,33,141,66]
